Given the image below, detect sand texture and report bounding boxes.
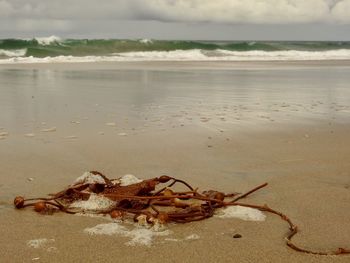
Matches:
[0,61,350,262]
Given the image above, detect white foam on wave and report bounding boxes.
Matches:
[0,48,26,57]
[139,38,153,44]
[217,49,350,60]
[84,223,172,246]
[1,48,350,64]
[35,36,62,45]
[216,206,266,221]
[118,49,207,60]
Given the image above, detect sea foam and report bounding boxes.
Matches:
[27,238,55,249]
[1,48,350,64]
[73,171,107,185]
[139,38,153,44]
[0,49,26,57]
[119,174,142,186]
[35,36,62,45]
[216,206,266,221]
[69,194,115,212]
[84,223,171,246]
[69,173,144,212]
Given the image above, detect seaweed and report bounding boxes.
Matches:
[14,171,350,256]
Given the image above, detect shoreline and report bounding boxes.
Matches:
[1,59,350,70]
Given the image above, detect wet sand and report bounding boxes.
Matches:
[0,61,350,262]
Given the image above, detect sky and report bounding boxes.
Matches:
[0,0,350,40]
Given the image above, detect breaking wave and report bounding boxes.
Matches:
[0,48,26,57]
[34,36,62,46]
[1,36,350,63]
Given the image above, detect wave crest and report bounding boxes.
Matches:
[1,49,350,64]
[34,36,62,45]
[0,49,26,57]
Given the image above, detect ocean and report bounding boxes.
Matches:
[1,36,350,63]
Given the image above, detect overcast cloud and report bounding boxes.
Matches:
[0,0,349,40]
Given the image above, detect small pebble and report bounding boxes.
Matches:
[25,133,35,137]
[27,178,34,182]
[233,234,242,239]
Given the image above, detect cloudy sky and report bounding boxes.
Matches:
[0,0,350,40]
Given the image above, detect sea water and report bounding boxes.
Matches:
[1,37,350,63]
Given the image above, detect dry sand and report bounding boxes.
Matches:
[0,61,350,262]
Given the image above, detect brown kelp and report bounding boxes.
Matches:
[14,171,350,255]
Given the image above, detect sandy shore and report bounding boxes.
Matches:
[0,61,350,262]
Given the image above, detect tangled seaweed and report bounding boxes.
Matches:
[14,171,349,256]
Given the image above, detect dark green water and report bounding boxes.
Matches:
[1,38,350,58]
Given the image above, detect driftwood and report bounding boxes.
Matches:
[14,171,350,256]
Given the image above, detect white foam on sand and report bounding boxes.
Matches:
[106,122,116,126]
[69,194,115,212]
[164,234,200,242]
[185,234,200,240]
[27,238,55,249]
[84,223,171,246]
[216,206,266,221]
[40,127,56,132]
[119,174,143,186]
[73,171,106,185]
[69,173,144,212]
[73,172,143,186]
[71,172,116,212]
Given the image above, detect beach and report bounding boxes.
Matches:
[1,61,350,262]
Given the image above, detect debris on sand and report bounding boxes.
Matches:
[14,171,350,256]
